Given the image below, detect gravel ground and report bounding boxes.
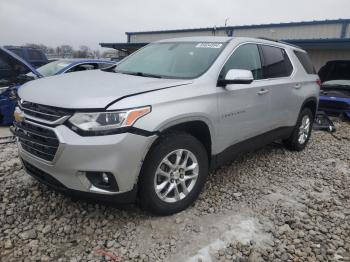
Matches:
[0,120,349,262]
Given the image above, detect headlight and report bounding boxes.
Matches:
[68,106,151,135]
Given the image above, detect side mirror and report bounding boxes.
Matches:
[218,69,254,87]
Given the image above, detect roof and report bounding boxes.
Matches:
[155,36,303,50]
[100,37,350,53]
[100,36,305,53]
[100,42,148,53]
[287,38,350,49]
[155,36,232,43]
[126,19,350,36]
[52,58,114,63]
[4,45,44,51]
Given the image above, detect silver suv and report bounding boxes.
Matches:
[12,37,319,215]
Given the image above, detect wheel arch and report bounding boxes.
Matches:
[300,96,318,118]
[139,118,213,180]
[158,120,212,159]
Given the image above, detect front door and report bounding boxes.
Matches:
[217,43,271,150]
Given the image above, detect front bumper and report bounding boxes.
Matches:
[15,120,157,201]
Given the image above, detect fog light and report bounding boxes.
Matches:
[85,171,119,191]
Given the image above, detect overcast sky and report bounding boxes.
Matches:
[1,0,349,50]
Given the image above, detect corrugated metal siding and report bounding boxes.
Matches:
[130,24,344,43]
[346,24,350,38]
[233,24,342,40]
[307,49,350,71]
[130,30,215,43]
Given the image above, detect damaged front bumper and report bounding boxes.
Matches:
[12,119,157,203]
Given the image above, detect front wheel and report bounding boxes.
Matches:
[138,132,208,215]
[283,108,314,151]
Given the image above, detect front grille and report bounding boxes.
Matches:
[13,121,59,161]
[20,101,73,122]
[22,159,66,190]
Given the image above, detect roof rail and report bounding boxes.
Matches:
[257,37,302,49]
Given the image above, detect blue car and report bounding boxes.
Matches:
[27,58,116,78]
[0,47,116,125]
[318,60,350,119]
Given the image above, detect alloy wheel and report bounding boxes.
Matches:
[153,149,199,203]
[298,115,311,144]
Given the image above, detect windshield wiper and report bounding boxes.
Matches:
[118,71,163,78]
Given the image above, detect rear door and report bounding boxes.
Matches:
[258,44,295,128]
[217,43,271,147]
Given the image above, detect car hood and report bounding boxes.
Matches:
[0,47,42,78]
[18,70,193,109]
[318,60,350,83]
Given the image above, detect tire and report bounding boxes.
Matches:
[283,107,314,151]
[138,132,208,216]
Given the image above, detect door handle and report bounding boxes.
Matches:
[257,89,269,95]
[294,84,302,89]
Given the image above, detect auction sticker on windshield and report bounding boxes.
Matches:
[196,43,223,48]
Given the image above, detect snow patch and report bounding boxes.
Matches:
[186,218,270,262]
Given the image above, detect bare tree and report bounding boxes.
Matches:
[75,45,90,58]
[60,45,74,58]
[92,50,101,58]
[22,43,102,59]
[25,43,50,54]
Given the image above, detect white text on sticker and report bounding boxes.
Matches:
[196,43,223,49]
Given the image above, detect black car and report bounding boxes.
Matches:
[4,46,48,68]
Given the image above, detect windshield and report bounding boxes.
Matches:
[36,60,71,77]
[114,42,226,79]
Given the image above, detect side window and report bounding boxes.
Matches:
[294,51,316,74]
[260,45,293,78]
[67,63,97,73]
[98,63,114,69]
[220,44,262,80]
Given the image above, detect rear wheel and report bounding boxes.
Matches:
[283,108,313,151]
[139,132,208,215]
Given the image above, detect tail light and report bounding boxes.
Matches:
[316,79,322,88]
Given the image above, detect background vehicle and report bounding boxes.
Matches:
[28,59,116,78]
[4,46,48,68]
[0,47,40,125]
[0,48,116,125]
[318,60,350,119]
[13,37,319,215]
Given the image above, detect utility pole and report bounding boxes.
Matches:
[224,18,230,27]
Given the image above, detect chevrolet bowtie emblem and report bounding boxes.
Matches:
[14,107,25,123]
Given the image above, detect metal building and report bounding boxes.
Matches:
[101,19,350,71]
